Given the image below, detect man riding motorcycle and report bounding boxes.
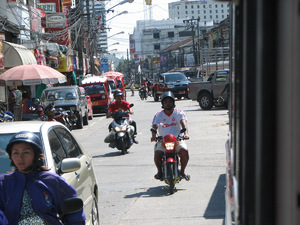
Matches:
[106,89,138,144]
[151,91,190,180]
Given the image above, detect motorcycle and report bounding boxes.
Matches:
[139,86,147,100]
[44,103,73,130]
[0,101,14,122]
[151,128,188,194]
[105,104,135,155]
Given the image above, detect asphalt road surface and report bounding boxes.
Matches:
[72,91,229,225]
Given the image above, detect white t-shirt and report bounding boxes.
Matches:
[152,109,187,137]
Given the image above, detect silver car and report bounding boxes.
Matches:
[0,121,99,225]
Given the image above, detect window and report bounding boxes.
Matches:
[177,6,179,9]
[210,10,212,13]
[210,15,212,19]
[203,5,206,8]
[215,72,228,82]
[154,44,160,50]
[222,15,224,18]
[185,6,187,9]
[168,32,174,38]
[216,10,218,13]
[222,9,224,13]
[216,15,218,18]
[204,15,206,19]
[197,5,199,9]
[54,127,82,158]
[186,11,188,14]
[198,10,200,14]
[153,33,160,39]
[215,4,218,8]
[221,4,224,7]
[192,11,194,14]
[191,5,193,9]
[204,10,206,14]
[48,129,66,172]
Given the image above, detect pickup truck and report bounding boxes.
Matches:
[188,69,229,110]
[152,72,191,101]
[40,86,89,129]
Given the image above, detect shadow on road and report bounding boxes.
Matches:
[92,151,123,158]
[204,173,225,222]
[124,185,186,198]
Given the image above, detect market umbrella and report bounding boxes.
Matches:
[103,71,124,77]
[0,64,67,86]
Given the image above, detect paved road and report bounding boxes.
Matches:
[72,91,229,225]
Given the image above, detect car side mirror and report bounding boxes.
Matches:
[60,158,81,173]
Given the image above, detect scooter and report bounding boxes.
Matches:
[151,128,188,194]
[139,86,147,100]
[105,104,135,155]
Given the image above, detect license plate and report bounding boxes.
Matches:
[92,101,99,106]
[179,90,185,94]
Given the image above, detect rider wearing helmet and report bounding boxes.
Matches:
[151,91,190,180]
[106,89,138,144]
[0,131,85,224]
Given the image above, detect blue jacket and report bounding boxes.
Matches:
[0,170,86,225]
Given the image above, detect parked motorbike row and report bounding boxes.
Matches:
[0,101,14,122]
[26,100,77,130]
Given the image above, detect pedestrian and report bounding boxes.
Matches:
[14,86,22,105]
[20,92,30,114]
[150,91,190,181]
[8,86,17,113]
[129,78,135,96]
[0,131,86,225]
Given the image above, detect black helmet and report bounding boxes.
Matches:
[161,91,175,108]
[114,89,123,98]
[6,131,42,156]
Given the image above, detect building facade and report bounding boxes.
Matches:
[168,0,230,25]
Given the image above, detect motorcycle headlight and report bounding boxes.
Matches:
[121,126,127,131]
[164,142,175,150]
[115,127,121,132]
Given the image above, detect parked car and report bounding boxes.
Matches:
[40,86,89,129]
[0,121,99,224]
[152,72,191,101]
[79,87,93,120]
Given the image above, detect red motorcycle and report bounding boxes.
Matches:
[152,128,187,194]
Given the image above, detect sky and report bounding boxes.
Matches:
[104,0,174,58]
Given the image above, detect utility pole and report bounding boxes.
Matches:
[183,18,200,66]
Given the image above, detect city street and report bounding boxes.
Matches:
[72,91,229,225]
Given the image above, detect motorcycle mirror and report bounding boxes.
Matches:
[61,197,83,215]
[129,103,134,107]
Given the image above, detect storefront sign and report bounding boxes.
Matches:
[46,13,66,28]
[36,3,56,13]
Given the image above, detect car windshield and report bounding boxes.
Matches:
[108,80,116,91]
[117,80,123,88]
[165,73,187,82]
[43,89,77,101]
[83,84,106,95]
[0,132,41,175]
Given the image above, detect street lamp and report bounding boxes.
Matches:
[107,0,134,12]
[108,31,125,39]
[107,11,128,22]
[107,42,119,48]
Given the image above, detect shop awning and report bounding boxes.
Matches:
[3,41,37,69]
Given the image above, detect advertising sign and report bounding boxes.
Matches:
[36,3,56,13]
[46,13,66,28]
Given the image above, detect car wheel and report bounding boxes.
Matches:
[83,111,88,125]
[91,196,99,225]
[199,93,213,110]
[76,113,83,129]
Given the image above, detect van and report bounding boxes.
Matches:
[103,72,126,99]
[81,76,112,113]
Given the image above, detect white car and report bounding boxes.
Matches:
[0,121,99,225]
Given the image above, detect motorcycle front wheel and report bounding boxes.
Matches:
[117,138,127,155]
[167,163,175,194]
